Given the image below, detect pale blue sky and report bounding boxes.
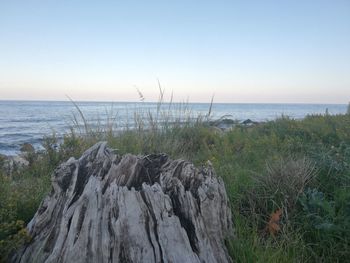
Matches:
[0,0,349,103]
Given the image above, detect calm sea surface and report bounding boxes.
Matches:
[0,100,347,156]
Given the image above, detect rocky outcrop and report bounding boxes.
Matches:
[241,119,259,126]
[13,142,233,263]
[0,154,29,175]
[209,118,236,131]
[0,143,35,175]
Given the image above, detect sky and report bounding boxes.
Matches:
[0,0,349,103]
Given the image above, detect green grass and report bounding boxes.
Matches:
[1,109,350,262]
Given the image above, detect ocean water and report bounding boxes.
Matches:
[0,100,347,156]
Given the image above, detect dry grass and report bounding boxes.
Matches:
[241,157,317,229]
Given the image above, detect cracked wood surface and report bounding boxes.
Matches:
[13,142,233,263]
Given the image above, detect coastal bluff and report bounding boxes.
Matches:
[13,142,233,263]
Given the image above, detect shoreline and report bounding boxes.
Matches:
[0,112,344,157]
[1,101,347,156]
[0,117,262,157]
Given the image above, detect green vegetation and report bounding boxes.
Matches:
[1,108,350,262]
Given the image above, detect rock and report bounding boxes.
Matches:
[19,143,37,166]
[20,143,35,153]
[13,142,233,263]
[0,154,29,175]
[209,118,236,131]
[0,153,6,164]
[241,119,259,126]
[11,156,29,167]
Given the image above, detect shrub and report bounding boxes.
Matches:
[0,220,30,263]
[308,142,350,195]
[0,163,50,262]
[0,175,29,262]
[298,188,350,261]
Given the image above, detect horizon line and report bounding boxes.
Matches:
[0,98,347,106]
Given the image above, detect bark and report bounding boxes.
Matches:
[13,142,233,263]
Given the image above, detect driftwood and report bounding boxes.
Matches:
[13,142,233,263]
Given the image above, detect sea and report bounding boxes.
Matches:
[0,100,347,156]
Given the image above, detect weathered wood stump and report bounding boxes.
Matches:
[13,142,233,263]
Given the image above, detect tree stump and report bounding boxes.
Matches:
[13,142,233,263]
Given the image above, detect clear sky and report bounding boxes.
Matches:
[0,0,349,103]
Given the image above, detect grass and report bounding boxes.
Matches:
[0,98,349,262]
